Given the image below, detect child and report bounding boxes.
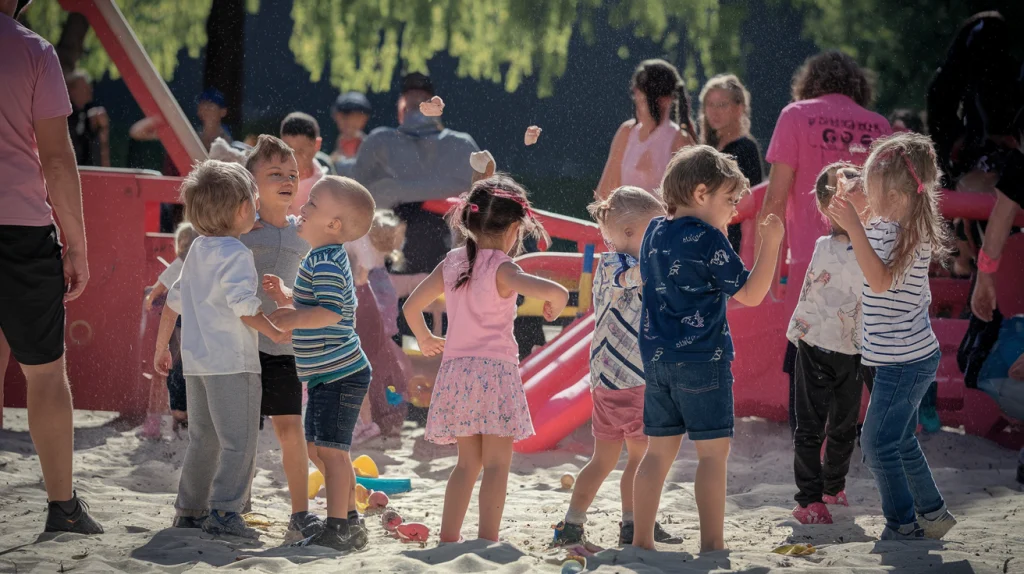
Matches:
[329,92,372,163]
[826,132,957,540]
[280,112,330,217]
[633,145,784,552]
[402,175,569,543]
[787,162,871,525]
[238,134,325,542]
[141,222,198,438]
[264,176,377,551]
[196,88,232,151]
[554,186,683,547]
[153,160,289,538]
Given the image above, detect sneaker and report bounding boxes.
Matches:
[918,509,957,540]
[822,491,849,506]
[303,522,360,552]
[172,515,207,528]
[552,521,585,546]
[880,524,925,541]
[201,511,260,539]
[285,512,324,543]
[348,521,369,550]
[619,521,683,545]
[792,502,833,525]
[44,493,104,534]
[919,405,941,433]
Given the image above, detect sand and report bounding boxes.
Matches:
[1,408,1021,573]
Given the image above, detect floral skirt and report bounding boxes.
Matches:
[425,357,534,445]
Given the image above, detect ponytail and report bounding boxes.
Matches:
[676,84,696,142]
[454,237,478,290]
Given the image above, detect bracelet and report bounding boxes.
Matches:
[977,249,1000,274]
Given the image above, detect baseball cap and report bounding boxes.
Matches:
[401,72,434,96]
[197,88,227,109]
[334,91,372,114]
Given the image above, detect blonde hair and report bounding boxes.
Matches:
[698,74,752,148]
[180,160,257,237]
[661,145,747,215]
[863,132,951,277]
[313,176,376,242]
[173,221,199,259]
[587,186,665,228]
[367,209,406,269]
[814,161,859,235]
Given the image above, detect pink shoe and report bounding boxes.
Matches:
[823,491,848,506]
[792,502,833,524]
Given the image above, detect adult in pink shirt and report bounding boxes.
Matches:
[0,0,101,534]
[757,51,891,432]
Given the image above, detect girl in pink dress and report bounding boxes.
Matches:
[403,175,570,543]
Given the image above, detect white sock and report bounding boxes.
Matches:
[564,507,587,525]
[621,511,634,524]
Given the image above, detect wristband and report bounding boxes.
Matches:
[977,249,1000,274]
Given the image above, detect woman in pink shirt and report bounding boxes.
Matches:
[757,51,892,433]
[595,59,696,199]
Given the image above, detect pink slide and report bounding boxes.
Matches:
[514,315,597,453]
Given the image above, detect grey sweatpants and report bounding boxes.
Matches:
[175,372,262,517]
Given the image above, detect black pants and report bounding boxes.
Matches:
[793,341,864,507]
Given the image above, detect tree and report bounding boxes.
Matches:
[204,0,246,134]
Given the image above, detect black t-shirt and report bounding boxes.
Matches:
[722,136,764,187]
[68,103,100,166]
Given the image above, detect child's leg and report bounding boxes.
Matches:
[822,355,864,498]
[308,441,325,476]
[897,401,945,516]
[440,435,483,542]
[566,438,623,524]
[317,446,353,519]
[693,437,730,552]
[271,415,310,514]
[621,438,648,519]
[204,373,262,513]
[174,375,218,517]
[477,434,514,542]
[631,435,683,549]
[792,343,834,507]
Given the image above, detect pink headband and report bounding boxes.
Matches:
[900,151,925,194]
[461,189,535,217]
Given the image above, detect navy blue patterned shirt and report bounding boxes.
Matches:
[639,216,750,364]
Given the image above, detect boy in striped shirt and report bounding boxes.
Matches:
[264,176,375,552]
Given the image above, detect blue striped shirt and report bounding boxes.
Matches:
[292,245,369,386]
[860,220,938,366]
[590,253,645,390]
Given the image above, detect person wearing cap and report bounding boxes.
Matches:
[351,72,479,280]
[330,91,372,165]
[196,88,232,151]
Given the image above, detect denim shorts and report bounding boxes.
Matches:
[643,359,734,440]
[304,367,372,451]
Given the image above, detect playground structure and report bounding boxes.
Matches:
[3,1,1023,454]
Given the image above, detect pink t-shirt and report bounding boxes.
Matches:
[765,94,891,267]
[0,14,73,226]
[439,247,520,365]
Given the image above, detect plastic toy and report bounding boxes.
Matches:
[381,509,403,532]
[355,483,370,512]
[352,454,379,478]
[307,469,325,500]
[368,490,390,509]
[356,476,412,495]
[395,522,430,542]
[560,473,575,490]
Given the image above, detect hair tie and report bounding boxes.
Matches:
[900,151,925,194]
[490,189,534,218]
[465,202,479,213]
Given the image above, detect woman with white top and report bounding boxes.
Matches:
[595,59,696,199]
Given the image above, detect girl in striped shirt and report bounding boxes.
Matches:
[827,132,956,541]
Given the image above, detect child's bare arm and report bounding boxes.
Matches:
[240,312,290,344]
[733,214,784,307]
[827,197,892,293]
[262,274,294,307]
[144,281,167,311]
[496,262,569,321]
[402,263,446,356]
[268,305,342,331]
[153,306,179,376]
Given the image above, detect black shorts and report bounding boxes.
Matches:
[259,352,303,417]
[0,225,65,366]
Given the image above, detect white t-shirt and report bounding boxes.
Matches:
[860,219,938,366]
[166,236,263,376]
[345,235,384,272]
[787,235,864,355]
[158,257,183,288]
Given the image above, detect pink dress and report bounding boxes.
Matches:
[424,247,534,445]
[620,120,680,194]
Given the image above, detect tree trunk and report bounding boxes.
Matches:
[203,0,245,136]
[56,12,90,74]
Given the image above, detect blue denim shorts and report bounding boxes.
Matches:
[304,367,372,451]
[643,359,734,440]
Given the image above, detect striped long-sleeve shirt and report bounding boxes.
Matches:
[860,220,938,366]
[292,244,369,386]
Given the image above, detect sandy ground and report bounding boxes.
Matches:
[0,408,1022,573]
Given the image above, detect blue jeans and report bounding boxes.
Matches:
[861,351,945,530]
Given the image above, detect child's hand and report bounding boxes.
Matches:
[543,291,569,322]
[417,334,446,357]
[143,291,155,312]
[419,96,445,117]
[759,213,785,246]
[826,196,860,234]
[271,328,292,345]
[524,125,542,146]
[262,274,292,306]
[154,348,173,377]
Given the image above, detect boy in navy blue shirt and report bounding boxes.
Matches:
[632,145,784,552]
